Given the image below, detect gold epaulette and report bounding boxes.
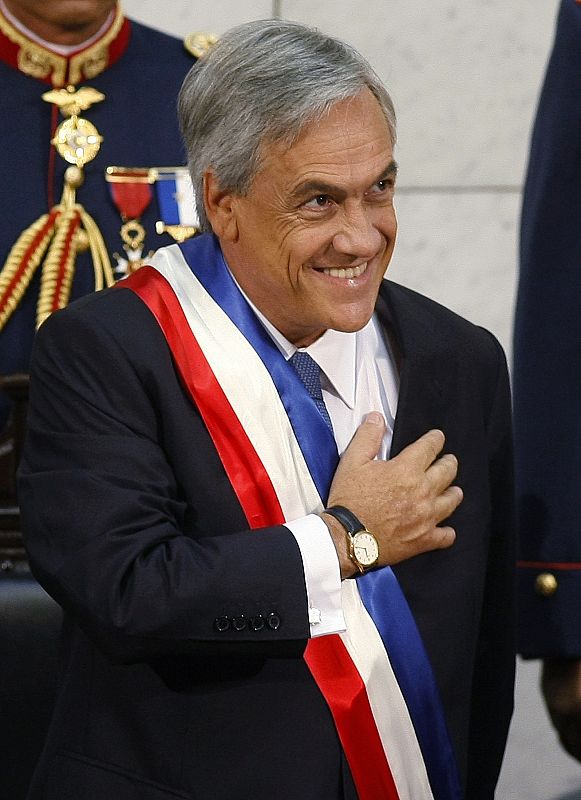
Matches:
[183,32,218,59]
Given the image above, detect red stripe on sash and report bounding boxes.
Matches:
[121,267,399,800]
[123,267,278,528]
[305,636,400,798]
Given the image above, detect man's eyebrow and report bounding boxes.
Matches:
[289,179,347,204]
[382,159,398,179]
[290,160,399,204]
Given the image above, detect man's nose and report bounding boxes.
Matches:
[331,204,383,260]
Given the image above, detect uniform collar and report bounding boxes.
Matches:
[0,1,130,86]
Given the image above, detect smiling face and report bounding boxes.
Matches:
[209,89,398,348]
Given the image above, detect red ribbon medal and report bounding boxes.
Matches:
[105,167,153,220]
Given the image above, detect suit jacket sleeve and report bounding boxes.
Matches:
[513,0,581,658]
[18,289,310,664]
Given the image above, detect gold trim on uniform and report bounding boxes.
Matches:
[183,31,218,59]
[0,165,114,332]
[52,117,103,167]
[43,86,106,168]
[42,86,106,117]
[0,3,123,86]
[105,166,157,184]
[17,44,63,82]
[535,572,558,597]
[0,10,67,84]
[69,5,124,85]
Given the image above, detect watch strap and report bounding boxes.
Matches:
[324,504,365,535]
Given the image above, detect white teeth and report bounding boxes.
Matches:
[323,262,368,278]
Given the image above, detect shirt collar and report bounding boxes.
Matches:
[231,276,358,410]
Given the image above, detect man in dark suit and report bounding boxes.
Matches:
[514,0,581,763]
[19,19,515,800]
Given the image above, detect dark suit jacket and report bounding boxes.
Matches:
[19,277,515,800]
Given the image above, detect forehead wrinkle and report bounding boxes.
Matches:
[285,121,393,179]
[262,98,391,168]
[251,93,394,204]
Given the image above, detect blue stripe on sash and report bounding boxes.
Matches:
[179,235,338,501]
[359,570,463,799]
[179,233,463,800]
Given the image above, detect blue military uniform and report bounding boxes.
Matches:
[514,0,581,657]
[0,4,199,425]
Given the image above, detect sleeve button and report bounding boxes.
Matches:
[250,614,265,631]
[535,572,558,597]
[232,614,247,631]
[214,616,230,632]
[266,612,281,631]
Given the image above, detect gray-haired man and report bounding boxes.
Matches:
[20,19,514,800]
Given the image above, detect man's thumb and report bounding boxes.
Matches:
[342,412,385,466]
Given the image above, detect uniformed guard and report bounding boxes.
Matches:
[0,0,214,426]
[514,0,581,763]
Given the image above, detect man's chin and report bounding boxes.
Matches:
[329,306,377,335]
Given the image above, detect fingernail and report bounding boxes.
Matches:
[366,412,383,425]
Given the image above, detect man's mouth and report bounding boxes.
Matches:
[321,261,368,279]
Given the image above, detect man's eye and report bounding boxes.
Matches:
[304,195,332,209]
[372,179,391,193]
[364,178,395,199]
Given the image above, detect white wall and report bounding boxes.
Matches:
[124,0,557,362]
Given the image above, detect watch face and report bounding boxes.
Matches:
[352,531,379,567]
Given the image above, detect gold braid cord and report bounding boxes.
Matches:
[79,208,115,290]
[36,208,81,328]
[0,210,60,331]
[0,202,114,332]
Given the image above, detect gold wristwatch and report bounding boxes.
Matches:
[324,505,379,574]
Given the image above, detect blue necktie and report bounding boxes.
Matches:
[290,351,334,433]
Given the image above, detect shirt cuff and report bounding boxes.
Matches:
[285,514,346,638]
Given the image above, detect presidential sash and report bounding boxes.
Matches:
[119,234,463,800]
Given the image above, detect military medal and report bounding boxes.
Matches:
[0,85,113,331]
[105,167,156,277]
[153,167,199,243]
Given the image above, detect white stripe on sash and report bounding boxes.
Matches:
[340,580,434,800]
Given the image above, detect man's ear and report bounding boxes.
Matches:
[203,169,239,241]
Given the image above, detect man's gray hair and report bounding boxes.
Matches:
[178,19,397,232]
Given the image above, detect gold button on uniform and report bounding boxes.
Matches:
[535,572,558,597]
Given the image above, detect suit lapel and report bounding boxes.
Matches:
[376,281,459,458]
